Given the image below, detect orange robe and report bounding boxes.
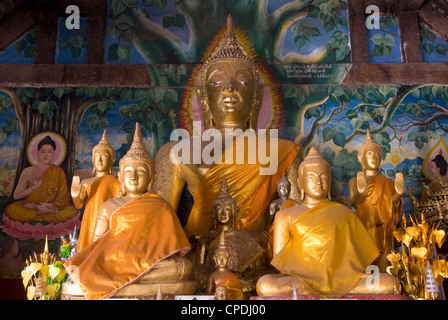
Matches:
[76,175,121,252]
[265,199,297,260]
[355,174,403,253]
[64,191,191,300]
[5,165,77,223]
[215,271,245,300]
[271,199,379,298]
[184,137,300,237]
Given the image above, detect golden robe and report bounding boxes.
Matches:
[184,137,300,237]
[265,199,297,260]
[64,191,191,300]
[5,165,77,223]
[76,175,121,252]
[355,174,403,253]
[215,271,245,300]
[271,199,379,298]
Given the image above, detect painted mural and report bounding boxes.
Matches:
[0,0,448,279]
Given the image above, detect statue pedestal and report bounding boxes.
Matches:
[61,280,197,300]
[250,294,408,300]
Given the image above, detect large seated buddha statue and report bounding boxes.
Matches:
[256,148,400,298]
[154,15,301,239]
[349,129,404,273]
[63,124,195,300]
[71,129,121,252]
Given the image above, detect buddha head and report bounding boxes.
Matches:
[298,147,331,203]
[212,175,238,228]
[92,129,115,175]
[197,15,264,132]
[37,135,56,165]
[118,123,155,197]
[277,176,291,198]
[358,129,382,172]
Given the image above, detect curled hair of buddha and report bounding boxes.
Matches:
[199,15,263,131]
[38,135,56,150]
[359,129,382,159]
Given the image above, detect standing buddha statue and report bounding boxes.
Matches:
[71,129,121,252]
[349,129,404,272]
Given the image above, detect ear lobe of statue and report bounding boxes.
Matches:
[197,86,213,130]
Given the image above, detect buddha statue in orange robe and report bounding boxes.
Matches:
[153,15,301,239]
[349,129,404,272]
[63,124,194,300]
[71,129,121,252]
[257,148,400,298]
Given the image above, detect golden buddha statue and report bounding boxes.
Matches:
[63,123,195,300]
[256,148,400,298]
[71,129,121,252]
[154,15,301,238]
[205,232,245,300]
[194,175,264,293]
[349,129,404,272]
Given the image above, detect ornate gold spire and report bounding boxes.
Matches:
[119,123,155,171]
[93,129,115,159]
[359,128,381,157]
[215,231,228,255]
[201,15,259,80]
[212,175,237,210]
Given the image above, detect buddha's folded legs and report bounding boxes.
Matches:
[139,255,193,282]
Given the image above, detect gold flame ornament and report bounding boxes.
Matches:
[387,213,447,299]
[21,235,68,300]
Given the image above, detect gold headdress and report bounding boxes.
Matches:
[359,129,382,158]
[199,14,263,130]
[92,129,115,173]
[119,123,155,172]
[212,175,237,213]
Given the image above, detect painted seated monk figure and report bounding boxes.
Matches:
[349,129,404,272]
[5,135,77,224]
[256,148,400,298]
[63,124,194,300]
[153,15,301,239]
[71,129,121,252]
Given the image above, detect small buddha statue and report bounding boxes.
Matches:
[71,129,121,252]
[256,147,400,298]
[154,15,301,239]
[206,232,245,300]
[64,123,195,300]
[349,129,404,273]
[194,175,264,293]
